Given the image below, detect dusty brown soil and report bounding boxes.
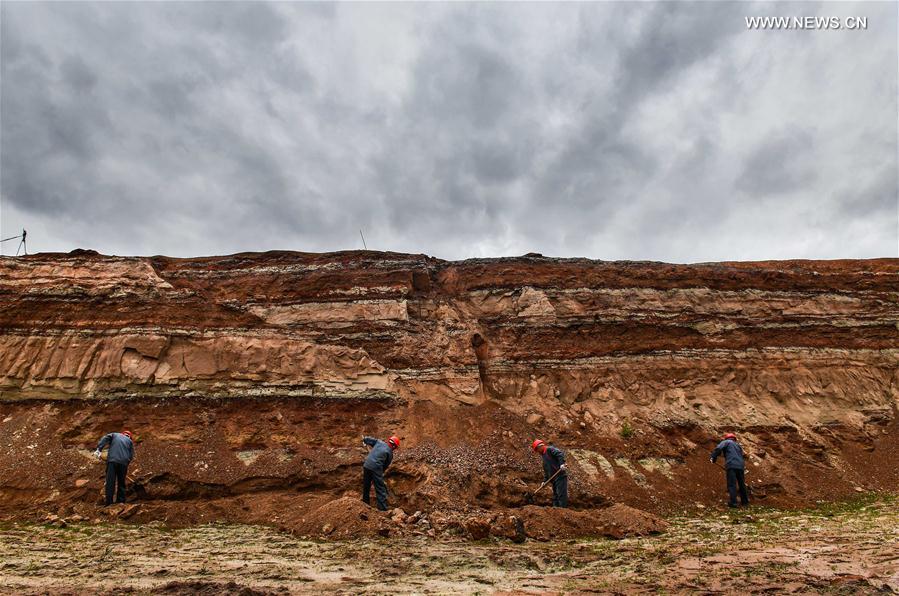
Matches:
[1,496,895,594]
[3,395,895,530]
[11,495,667,545]
[512,503,667,541]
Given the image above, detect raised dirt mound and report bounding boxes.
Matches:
[514,503,668,540]
[287,496,385,539]
[600,503,669,538]
[430,503,667,541]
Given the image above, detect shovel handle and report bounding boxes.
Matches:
[534,467,564,495]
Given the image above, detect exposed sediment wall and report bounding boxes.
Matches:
[0,250,897,515]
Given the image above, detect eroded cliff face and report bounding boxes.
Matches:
[1,250,897,518]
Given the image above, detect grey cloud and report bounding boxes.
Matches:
[60,55,98,93]
[471,139,526,185]
[615,2,739,103]
[524,2,743,250]
[407,33,523,128]
[837,165,897,219]
[146,77,202,121]
[181,2,289,44]
[0,1,895,260]
[736,130,817,196]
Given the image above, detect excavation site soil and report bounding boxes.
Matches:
[1,251,897,593]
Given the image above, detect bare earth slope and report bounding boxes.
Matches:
[0,250,897,522]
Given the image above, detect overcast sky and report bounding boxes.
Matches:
[1,2,896,261]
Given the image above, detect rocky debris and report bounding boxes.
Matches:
[463,517,492,540]
[101,503,141,520]
[406,440,528,477]
[489,513,527,543]
[43,513,68,528]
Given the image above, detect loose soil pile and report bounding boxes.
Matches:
[42,494,667,543]
[513,503,668,540]
[288,496,384,539]
[266,497,668,541]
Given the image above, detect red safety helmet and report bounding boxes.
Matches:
[387,436,400,449]
[121,430,133,439]
[531,439,546,452]
[723,432,736,440]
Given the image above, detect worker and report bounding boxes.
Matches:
[94,430,135,506]
[532,439,568,507]
[710,432,749,508]
[362,435,400,511]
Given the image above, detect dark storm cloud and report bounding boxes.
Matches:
[1,1,895,260]
[615,2,737,103]
[520,3,742,251]
[736,130,817,196]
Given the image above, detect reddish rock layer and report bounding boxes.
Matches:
[0,250,897,519]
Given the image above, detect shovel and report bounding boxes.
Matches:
[385,475,399,500]
[524,467,565,504]
[534,468,565,495]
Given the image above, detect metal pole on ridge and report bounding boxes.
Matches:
[1,229,27,255]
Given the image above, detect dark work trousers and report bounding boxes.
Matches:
[105,461,128,505]
[362,467,389,511]
[726,468,749,506]
[552,473,569,508]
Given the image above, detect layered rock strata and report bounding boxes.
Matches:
[0,250,897,514]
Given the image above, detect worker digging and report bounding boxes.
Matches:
[361,434,400,511]
[710,432,750,508]
[531,439,569,508]
[79,427,760,517]
[94,430,135,507]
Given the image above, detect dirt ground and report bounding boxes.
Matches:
[1,495,896,595]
